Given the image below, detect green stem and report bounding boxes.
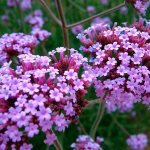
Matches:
[111,115,130,136]
[54,138,63,150]
[38,0,62,26]
[90,91,108,139]
[78,121,87,134]
[68,0,86,12]
[67,2,126,28]
[55,0,69,49]
[41,42,48,56]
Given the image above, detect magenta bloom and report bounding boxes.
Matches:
[77,22,150,112]
[127,133,148,150]
[71,135,102,150]
[0,47,91,149]
[0,33,37,64]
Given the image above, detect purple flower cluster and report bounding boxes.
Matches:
[0,33,37,65]
[77,23,150,112]
[25,10,44,29]
[31,28,51,42]
[126,0,150,15]
[7,0,32,11]
[0,47,92,149]
[71,135,102,150]
[127,133,148,150]
[25,10,51,42]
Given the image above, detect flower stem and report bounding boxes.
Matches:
[111,115,130,136]
[54,139,63,150]
[38,0,62,26]
[90,91,108,139]
[67,2,126,28]
[55,0,69,49]
[78,120,87,134]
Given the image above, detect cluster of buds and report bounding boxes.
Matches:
[71,135,102,150]
[6,0,32,11]
[126,0,150,15]
[127,133,148,150]
[0,47,93,149]
[77,22,150,112]
[0,33,37,65]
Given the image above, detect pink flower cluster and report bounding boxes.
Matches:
[0,47,91,149]
[7,0,32,11]
[77,23,150,112]
[0,33,37,65]
[126,0,150,15]
[127,133,148,150]
[71,135,102,150]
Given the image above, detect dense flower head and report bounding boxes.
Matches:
[77,23,150,112]
[31,28,51,42]
[126,0,150,15]
[0,47,91,149]
[127,133,148,150]
[25,10,44,29]
[0,33,37,65]
[71,135,102,150]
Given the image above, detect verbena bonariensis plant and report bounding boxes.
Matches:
[0,47,93,149]
[0,33,37,65]
[0,0,150,149]
[78,21,150,112]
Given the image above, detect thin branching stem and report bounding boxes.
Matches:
[55,0,69,49]
[90,91,108,139]
[39,0,62,26]
[67,2,126,28]
[111,115,130,136]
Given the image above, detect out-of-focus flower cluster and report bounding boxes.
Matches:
[0,33,37,65]
[25,10,51,42]
[127,133,148,150]
[0,47,92,149]
[77,22,150,112]
[71,135,102,150]
[126,0,150,15]
[7,0,32,11]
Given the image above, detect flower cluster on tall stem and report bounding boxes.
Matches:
[78,22,150,112]
[0,47,93,149]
